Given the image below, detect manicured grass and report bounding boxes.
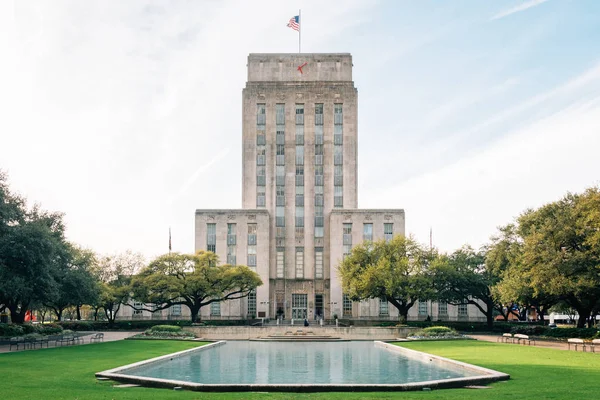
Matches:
[1,340,599,399]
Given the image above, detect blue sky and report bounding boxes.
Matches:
[1,0,599,260]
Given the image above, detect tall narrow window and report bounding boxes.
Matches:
[315,104,324,241]
[247,224,257,268]
[227,223,236,264]
[207,223,216,253]
[257,103,266,125]
[363,223,373,242]
[315,103,324,125]
[276,165,285,186]
[334,103,343,208]
[343,223,352,258]
[295,165,304,186]
[458,303,468,317]
[343,294,352,317]
[276,206,285,227]
[256,166,266,186]
[334,186,343,208]
[315,248,323,279]
[295,248,304,278]
[210,301,220,317]
[384,223,393,242]
[256,186,266,207]
[257,104,266,207]
[276,248,285,278]
[247,290,257,318]
[295,104,304,125]
[379,298,389,316]
[418,301,428,316]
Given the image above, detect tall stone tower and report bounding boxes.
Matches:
[195,54,404,321]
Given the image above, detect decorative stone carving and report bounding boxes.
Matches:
[276,93,286,100]
[343,214,352,221]
[248,214,256,220]
[364,214,373,221]
[384,214,393,220]
[206,215,215,220]
[257,94,266,100]
[227,214,236,220]
[334,93,341,99]
[296,93,303,99]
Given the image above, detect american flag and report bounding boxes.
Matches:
[287,15,300,31]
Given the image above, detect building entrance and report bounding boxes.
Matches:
[315,294,324,320]
[291,294,308,319]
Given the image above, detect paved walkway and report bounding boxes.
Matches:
[0,331,139,354]
[468,334,580,351]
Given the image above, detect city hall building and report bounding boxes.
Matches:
[120,53,484,322]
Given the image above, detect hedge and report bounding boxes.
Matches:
[58,320,194,331]
[149,325,182,332]
[0,323,63,337]
[0,323,24,337]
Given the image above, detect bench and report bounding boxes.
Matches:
[497,333,513,343]
[9,337,24,351]
[514,334,535,345]
[590,339,600,353]
[89,333,104,343]
[567,338,586,351]
[56,335,76,347]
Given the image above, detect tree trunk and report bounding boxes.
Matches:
[537,307,545,323]
[189,304,201,323]
[76,305,81,320]
[574,307,590,328]
[484,300,494,328]
[8,306,26,324]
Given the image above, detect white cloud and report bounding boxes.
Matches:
[362,95,600,252]
[491,0,550,21]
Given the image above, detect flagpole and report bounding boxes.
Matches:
[298,9,301,53]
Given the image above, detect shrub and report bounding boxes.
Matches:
[411,326,460,338]
[149,325,182,333]
[35,323,63,335]
[422,326,457,336]
[0,323,24,337]
[141,329,195,339]
[59,321,95,331]
[541,327,598,339]
[510,325,547,335]
[19,324,38,334]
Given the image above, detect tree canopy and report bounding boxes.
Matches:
[517,187,600,327]
[338,235,435,322]
[129,251,262,322]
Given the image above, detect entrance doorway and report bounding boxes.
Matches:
[315,294,323,320]
[291,294,307,319]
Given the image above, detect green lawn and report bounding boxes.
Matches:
[1,340,599,399]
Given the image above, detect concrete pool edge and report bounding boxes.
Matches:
[95,340,510,392]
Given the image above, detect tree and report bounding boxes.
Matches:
[44,245,101,320]
[433,246,500,328]
[0,206,69,323]
[488,224,557,322]
[518,187,600,327]
[93,251,145,325]
[129,251,262,322]
[337,236,435,322]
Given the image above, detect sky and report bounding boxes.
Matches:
[1,0,599,261]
